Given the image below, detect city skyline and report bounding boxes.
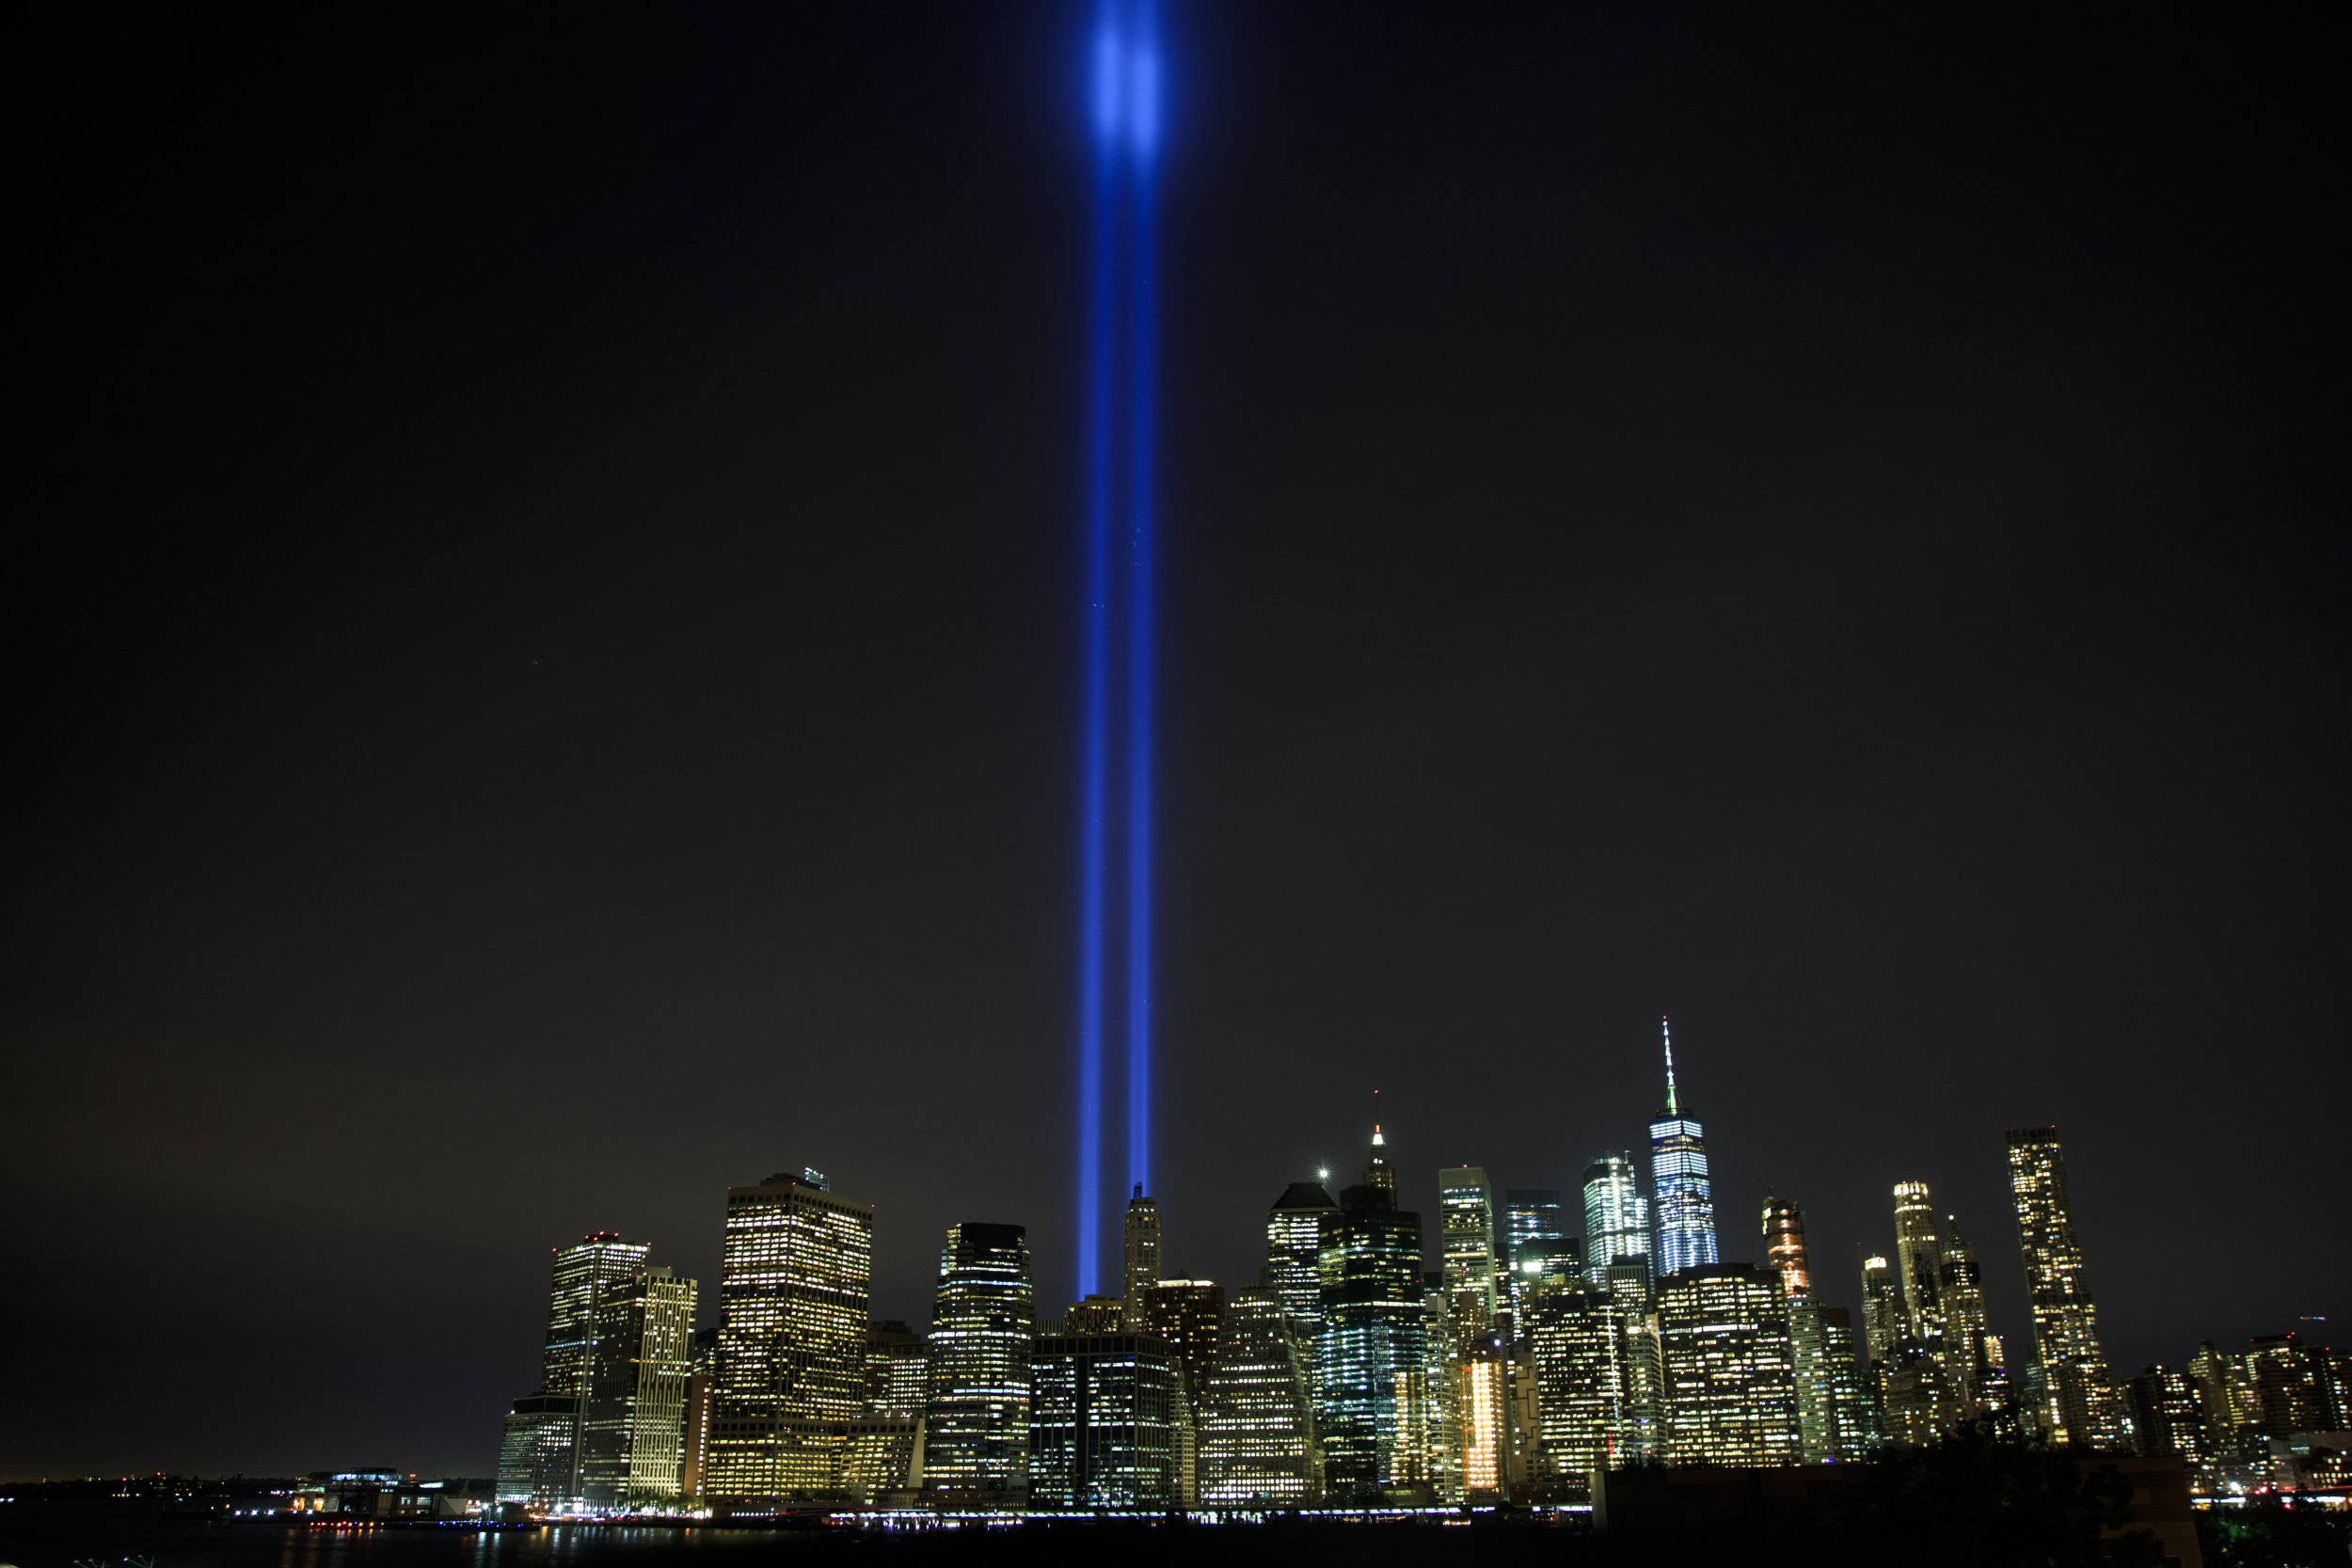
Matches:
[471,1110,2338,1513]
[9,0,2344,1484]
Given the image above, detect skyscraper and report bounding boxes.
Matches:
[1581,1153,1650,1286]
[1938,1214,1994,1418]
[1263,1180,1337,1337]
[1500,1188,1568,1328]
[1122,1187,1162,1325]
[1891,1181,1944,1331]
[1647,1018,1720,1277]
[1525,1287,1632,1499]
[1502,1189,1568,1275]
[496,1393,575,1508]
[578,1265,698,1508]
[923,1221,1036,1499]
[2005,1127,2125,1449]
[1197,1285,1320,1506]
[1760,1196,1876,1464]
[1139,1278,1224,1412]
[1859,1254,1903,1374]
[1027,1333,1184,1510]
[1315,1132,1425,1501]
[486,1233,651,1509]
[1761,1194,1809,1297]
[681,1326,717,1501]
[1460,1341,1511,1500]
[2125,1366,2211,1469]
[1656,1263,1800,1467]
[1861,1250,1939,1449]
[1365,1113,1398,1197]
[865,1320,929,1420]
[706,1169,875,1506]
[1790,1303,1883,1464]
[1438,1166,1499,1343]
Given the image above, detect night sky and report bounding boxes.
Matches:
[9,2,2345,1481]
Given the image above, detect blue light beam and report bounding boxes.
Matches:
[1074,0,1125,1302]
[1122,0,1159,1203]
[1075,0,1162,1301]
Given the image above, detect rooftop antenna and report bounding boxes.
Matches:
[1661,1015,1680,1116]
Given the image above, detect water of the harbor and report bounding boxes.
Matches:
[0,1508,1587,1568]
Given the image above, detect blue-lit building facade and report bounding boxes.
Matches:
[1648,1019,1720,1277]
[1315,1176,1426,1500]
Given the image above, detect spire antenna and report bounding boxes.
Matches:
[1661,1015,1679,1116]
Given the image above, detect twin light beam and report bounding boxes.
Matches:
[1075,0,1162,1302]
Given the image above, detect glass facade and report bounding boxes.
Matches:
[1121,1189,1162,1326]
[1526,1288,1631,1498]
[923,1221,1036,1498]
[1313,1181,1425,1501]
[1027,1334,1184,1509]
[1761,1195,1809,1297]
[1656,1263,1800,1467]
[864,1320,929,1419]
[1263,1181,1337,1338]
[1581,1153,1650,1286]
[707,1170,875,1506]
[579,1266,697,1507]
[1438,1166,1498,1342]
[1648,1018,1720,1278]
[1197,1285,1319,1505]
[2005,1127,2125,1449]
[1648,1113,1719,1279]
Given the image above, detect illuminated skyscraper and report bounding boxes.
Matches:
[576,1266,697,1508]
[1365,1112,1398,1197]
[1859,1254,1903,1373]
[1065,1295,1125,1335]
[1759,1196,1876,1464]
[1139,1278,1224,1412]
[1581,1153,1650,1286]
[1656,1263,1800,1467]
[1418,1274,1462,1502]
[1122,1187,1162,1325]
[1647,1018,1719,1277]
[923,1222,1036,1500]
[707,1170,875,1506]
[2005,1127,2125,1449]
[496,1393,574,1508]
[1460,1341,1512,1501]
[865,1320,929,1419]
[1525,1287,1632,1499]
[1502,1189,1567,1275]
[2125,1366,2211,1469]
[1315,1152,1425,1501]
[1438,1166,1499,1343]
[1197,1285,1320,1505]
[1938,1214,1994,1418]
[1027,1333,1184,1509]
[1891,1181,1945,1331]
[1264,1180,1337,1337]
[1500,1188,1568,1326]
[505,1222,649,1504]
[1595,1255,1663,1463]
[1761,1195,1809,1297]
[2245,1332,2339,1436]
[681,1326,717,1501]
[1790,1302,1883,1464]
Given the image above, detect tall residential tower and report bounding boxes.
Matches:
[2006,1127,2124,1449]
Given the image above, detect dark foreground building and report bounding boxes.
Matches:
[1595,1452,2202,1567]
